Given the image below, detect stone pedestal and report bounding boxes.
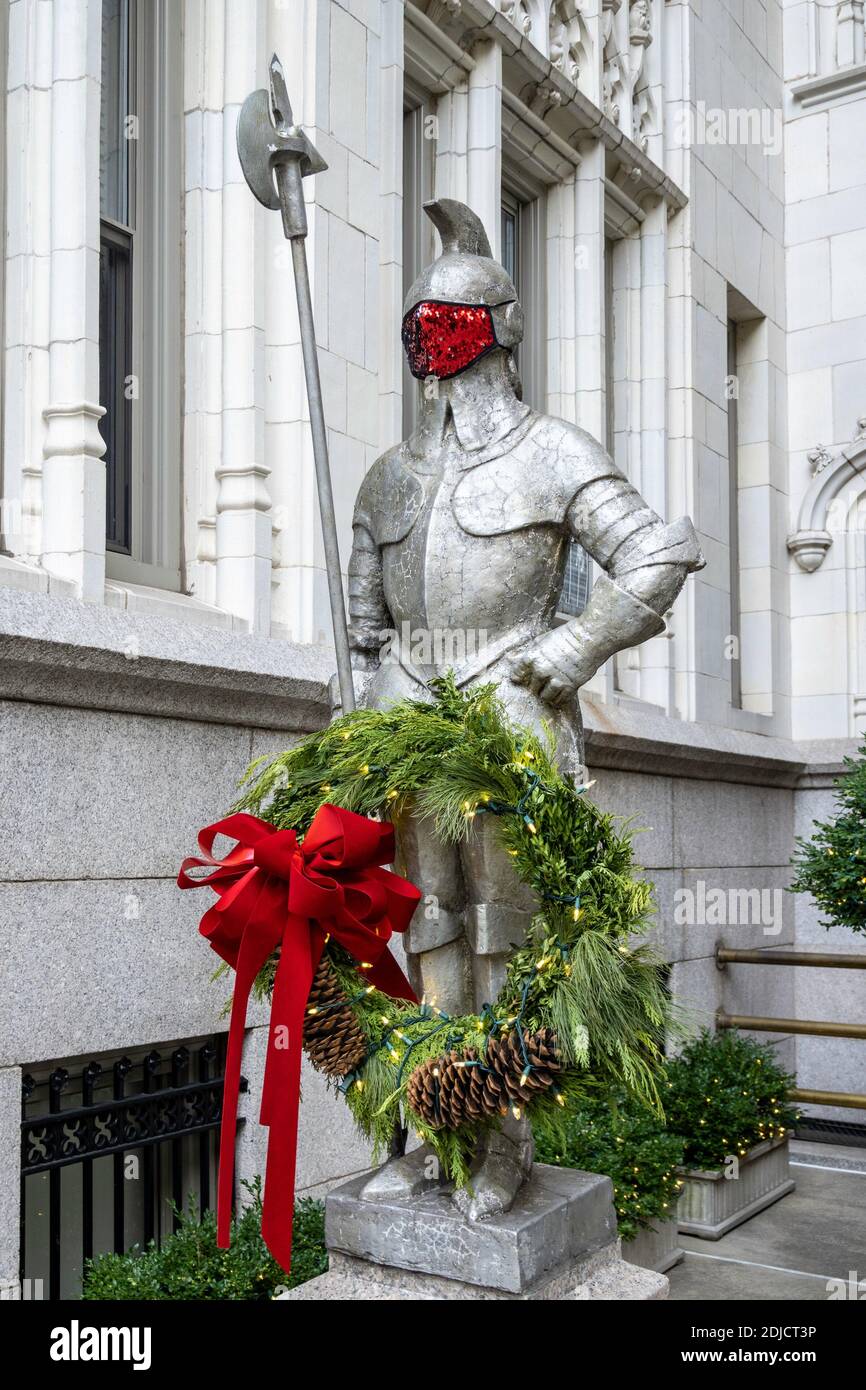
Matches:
[280,1159,668,1300]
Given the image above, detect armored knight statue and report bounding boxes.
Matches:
[347,199,704,1217]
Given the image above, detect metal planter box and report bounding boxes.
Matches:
[624,1218,684,1273]
[676,1137,794,1239]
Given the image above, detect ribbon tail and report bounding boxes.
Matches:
[214,881,280,1252]
[259,922,322,1271]
[215,938,263,1251]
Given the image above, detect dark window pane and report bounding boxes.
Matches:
[100,0,133,226]
[560,540,591,617]
[728,318,741,708]
[100,230,132,553]
[100,0,135,552]
[501,207,517,283]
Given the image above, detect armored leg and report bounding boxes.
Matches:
[359,811,471,1203]
[393,810,473,1016]
[460,814,537,1008]
[451,816,535,1219]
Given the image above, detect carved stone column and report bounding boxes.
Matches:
[638,194,672,711]
[2,0,54,563]
[467,39,502,258]
[573,140,606,446]
[215,0,272,635]
[41,0,106,599]
[837,0,866,68]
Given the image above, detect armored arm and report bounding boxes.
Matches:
[512,441,704,706]
[348,520,388,673]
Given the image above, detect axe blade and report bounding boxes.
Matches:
[236,54,327,214]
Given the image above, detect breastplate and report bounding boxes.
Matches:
[380,427,566,647]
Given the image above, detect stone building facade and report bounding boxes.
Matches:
[1,0,864,1295]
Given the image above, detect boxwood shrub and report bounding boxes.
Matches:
[663,1029,797,1171]
[82,1182,326,1301]
[533,1092,686,1241]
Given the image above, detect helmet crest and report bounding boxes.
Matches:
[423,199,492,258]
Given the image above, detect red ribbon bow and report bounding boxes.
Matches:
[178,805,419,1271]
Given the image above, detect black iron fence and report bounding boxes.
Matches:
[20,1036,230,1299]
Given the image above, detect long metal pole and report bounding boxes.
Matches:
[288,235,355,712]
[274,157,355,712]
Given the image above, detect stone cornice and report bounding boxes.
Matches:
[790,61,866,109]
[0,588,332,732]
[1,590,852,785]
[405,0,687,210]
[582,697,856,789]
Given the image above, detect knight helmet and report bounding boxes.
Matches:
[401,199,524,381]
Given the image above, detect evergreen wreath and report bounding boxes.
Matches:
[233,675,673,1187]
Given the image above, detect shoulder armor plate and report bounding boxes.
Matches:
[353,447,425,546]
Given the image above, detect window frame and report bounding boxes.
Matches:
[401,87,437,439]
[100,0,183,592]
[500,170,546,414]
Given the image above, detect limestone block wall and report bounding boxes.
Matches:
[585,700,800,1079]
[675,0,789,735]
[783,0,866,742]
[585,705,864,1122]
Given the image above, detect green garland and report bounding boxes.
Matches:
[236,675,673,1186]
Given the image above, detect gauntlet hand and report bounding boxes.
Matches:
[510,627,592,707]
[510,575,667,706]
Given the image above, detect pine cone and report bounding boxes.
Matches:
[407,1050,509,1129]
[302,955,367,1077]
[485,1029,561,1104]
[406,1054,447,1128]
[406,1031,561,1130]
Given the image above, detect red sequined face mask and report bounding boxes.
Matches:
[401,300,498,380]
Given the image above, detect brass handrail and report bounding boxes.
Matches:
[714,948,866,1110]
[716,944,866,971]
[716,1011,866,1040]
[790,1087,866,1111]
